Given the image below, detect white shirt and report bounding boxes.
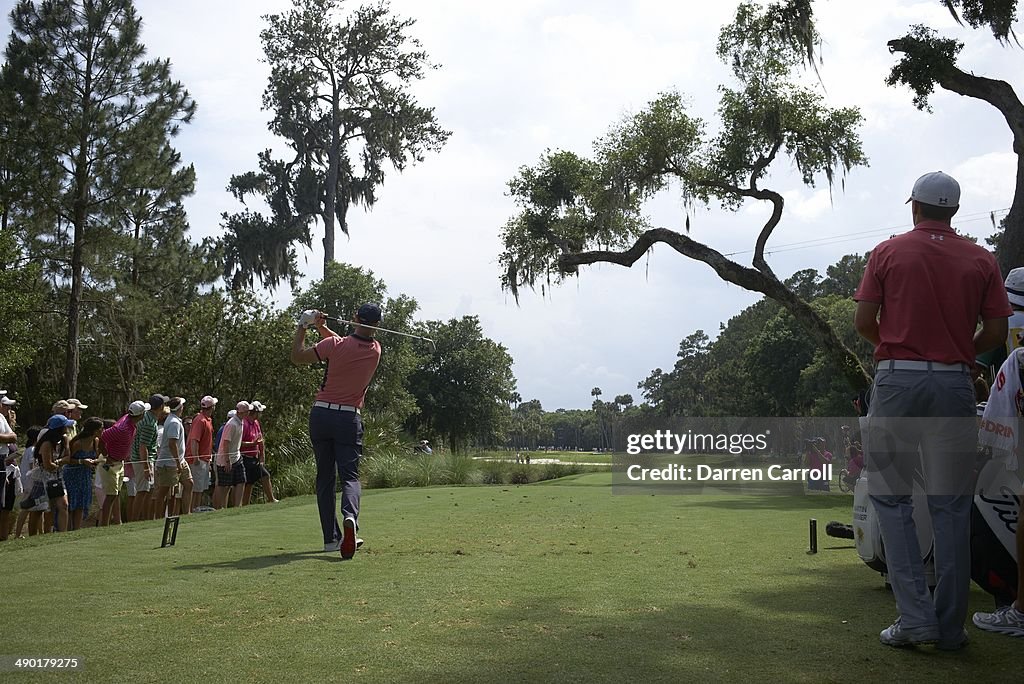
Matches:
[0,414,14,456]
[19,446,34,489]
[218,416,244,466]
[156,414,185,467]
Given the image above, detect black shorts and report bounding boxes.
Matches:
[216,462,245,487]
[242,457,269,483]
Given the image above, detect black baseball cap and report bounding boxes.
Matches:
[357,303,382,325]
[149,394,169,410]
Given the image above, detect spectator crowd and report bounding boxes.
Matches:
[0,390,278,539]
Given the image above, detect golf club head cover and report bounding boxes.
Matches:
[298,310,318,328]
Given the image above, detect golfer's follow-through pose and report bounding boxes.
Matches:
[291,303,382,559]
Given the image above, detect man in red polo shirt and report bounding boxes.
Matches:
[291,303,382,559]
[187,396,217,512]
[854,171,1010,650]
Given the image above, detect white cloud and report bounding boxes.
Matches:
[784,188,835,222]
[952,152,1017,206]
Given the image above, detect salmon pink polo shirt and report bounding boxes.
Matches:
[314,334,382,408]
[854,220,1012,364]
[188,412,213,462]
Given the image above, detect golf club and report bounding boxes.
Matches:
[300,312,437,351]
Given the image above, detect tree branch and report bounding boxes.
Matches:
[888,38,1024,153]
[691,178,782,279]
[557,227,872,390]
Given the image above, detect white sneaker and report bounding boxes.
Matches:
[973,605,1024,637]
[879,618,939,647]
[323,541,340,552]
[356,537,364,549]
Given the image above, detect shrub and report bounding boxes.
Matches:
[408,455,443,487]
[442,451,477,485]
[508,464,533,485]
[276,459,317,498]
[363,450,407,489]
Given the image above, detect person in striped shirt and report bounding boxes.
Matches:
[129,395,163,521]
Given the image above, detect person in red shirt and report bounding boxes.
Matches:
[854,171,1011,650]
[187,396,218,512]
[291,303,382,559]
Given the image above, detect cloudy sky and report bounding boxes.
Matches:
[2,0,1018,409]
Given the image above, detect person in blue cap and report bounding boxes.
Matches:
[37,414,75,532]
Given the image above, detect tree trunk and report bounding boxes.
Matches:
[995,153,1024,276]
[890,40,1024,275]
[936,68,1024,275]
[65,200,84,398]
[559,227,873,392]
[323,93,341,275]
[64,41,95,398]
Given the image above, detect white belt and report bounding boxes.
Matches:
[313,401,361,414]
[877,360,970,373]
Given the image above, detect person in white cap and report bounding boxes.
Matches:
[153,397,193,517]
[1001,267,1024,355]
[64,398,88,440]
[187,396,218,511]
[241,401,278,505]
[214,401,249,509]
[971,272,1024,638]
[97,401,148,526]
[129,394,165,521]
[854,170,1011,650]
[0,395,16,460]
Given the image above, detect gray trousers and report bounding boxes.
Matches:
[866,366,976,640]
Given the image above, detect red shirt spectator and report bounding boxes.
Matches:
[188,411,214,463]
[101,413,137,462]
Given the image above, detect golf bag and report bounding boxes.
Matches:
[852,441,1020,601]
[970,455,1020,606]
[852,466,935,583]
[851,417,936,583]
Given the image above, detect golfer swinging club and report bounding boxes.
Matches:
[291,303,382,559]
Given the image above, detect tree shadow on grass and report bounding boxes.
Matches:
[397,565,1017,683]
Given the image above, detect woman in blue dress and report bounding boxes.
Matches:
[64,418,102,530]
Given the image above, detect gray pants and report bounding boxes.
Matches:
[866,366,976,640]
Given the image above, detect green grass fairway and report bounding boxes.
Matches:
[4,474,1016,682]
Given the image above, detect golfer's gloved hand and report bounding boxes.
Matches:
[298,309,319,328]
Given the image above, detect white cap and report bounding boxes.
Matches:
[1,396,16,406]
[0,389,6,395]
[251,400,266,412]
[236,401,252,412]
[228,409,237,418]
[128,401,150,416]
[1006,267,1024,307]
[66,398,89,409]
[200,395,218,408]
[906,171,960,208]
